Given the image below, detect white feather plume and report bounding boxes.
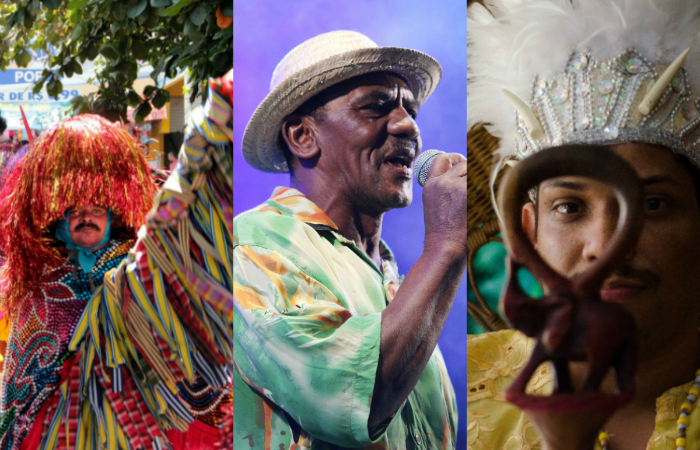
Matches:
[467,0,700,159]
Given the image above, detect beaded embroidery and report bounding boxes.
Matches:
[0,78,233,450]
[0,239,132,450]
[178,377,231,429]
[598,369,700,449]
[514,49,700,167]
[0,237,233,450]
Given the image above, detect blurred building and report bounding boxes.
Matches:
[0,45,188,169]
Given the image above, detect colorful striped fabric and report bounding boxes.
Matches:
[0,239,134,450]
[35,83,233,450]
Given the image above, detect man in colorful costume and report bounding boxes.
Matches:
[234,31,466,448]
[0,70,233,450]
[467,0,700,448]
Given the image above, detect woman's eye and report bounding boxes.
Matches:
[554,202,580,214]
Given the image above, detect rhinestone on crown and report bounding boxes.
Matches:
[515,49,700,167]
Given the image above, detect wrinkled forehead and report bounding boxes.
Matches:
[603,142,689,180]
[351,71,412,90]
[535,143,681,183]
[537,143,697,197]
[310,71,416,107]
[540,176,610,192]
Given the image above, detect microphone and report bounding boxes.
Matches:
[413,149,446,187]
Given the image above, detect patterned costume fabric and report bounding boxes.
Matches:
[0,80,233,450]
[0,239,133,449]
[467,330,700,449]
[56,83,233,449]
[234,187,457,450]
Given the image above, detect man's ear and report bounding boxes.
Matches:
[281,114,320,160]
[522,202,537,246]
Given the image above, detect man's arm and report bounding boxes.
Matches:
[233,156,465,445]
[369,154,467,432]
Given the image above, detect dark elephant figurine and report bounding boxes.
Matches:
[497,145,643,413]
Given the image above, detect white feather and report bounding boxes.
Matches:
[467,0,700,161]
[611,1,627,30]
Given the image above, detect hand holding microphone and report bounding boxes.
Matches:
[414,149,446,187]
[414,149,467,255]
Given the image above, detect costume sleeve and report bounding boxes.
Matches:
[51,81,234,450]
[467,330,552,449]
[234,240,384,447]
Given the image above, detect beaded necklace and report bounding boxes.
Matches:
[599,369,700,450]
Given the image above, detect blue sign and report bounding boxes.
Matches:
[0,102,72,130]
[0,89,80,102]
[0,69,45,85]
[0,47,54,85]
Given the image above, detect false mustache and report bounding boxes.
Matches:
[608,264,660,288]
[75,222,100,232]
[570,263,659,288]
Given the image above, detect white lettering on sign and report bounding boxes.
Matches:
[0,89,79,103]
[14,71,43,83]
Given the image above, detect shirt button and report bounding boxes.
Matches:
[415,434,422,445]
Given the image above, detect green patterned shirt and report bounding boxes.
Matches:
[234,187,457,449]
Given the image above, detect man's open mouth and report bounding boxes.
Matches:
[384,156,412,169]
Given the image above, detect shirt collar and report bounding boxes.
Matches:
[262,187,339,230]
[260,187,400,276]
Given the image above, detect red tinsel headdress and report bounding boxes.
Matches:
[0,114,157,312]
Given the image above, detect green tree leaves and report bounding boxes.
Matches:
[112,2,127,21]
[220,2,231,17]
[0,0,232,122]
[133,100,152,122]
[150,0,172,7]
[99,43,119,60]
[190,3,211,26]
[42,0,63,9]
[151,88,169,108]
[126,0,148,19]
[14,49,32,67]
[45,75,63,98]
[81,41,99,61]
[66,0,90,9]
[164,0,197,16]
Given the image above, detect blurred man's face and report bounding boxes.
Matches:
[68,205,108,248]
[522,143,700,360]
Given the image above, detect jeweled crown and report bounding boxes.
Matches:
[513,49,700,167]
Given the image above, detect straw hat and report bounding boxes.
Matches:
[242,30,442,173]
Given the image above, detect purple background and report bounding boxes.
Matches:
[233,1,466,446]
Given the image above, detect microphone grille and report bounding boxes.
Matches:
[414,149,445,187]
